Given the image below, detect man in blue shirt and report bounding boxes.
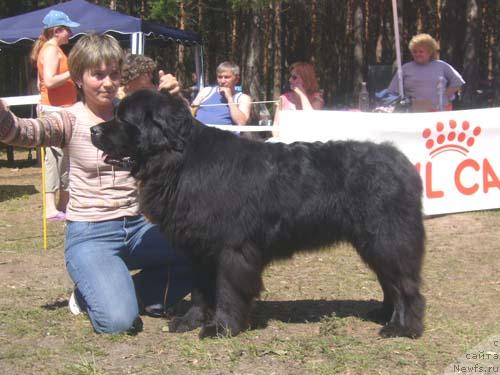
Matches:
[192,62,252,126]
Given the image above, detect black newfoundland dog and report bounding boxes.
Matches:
[91,90,425,339]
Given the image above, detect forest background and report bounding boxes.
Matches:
[1,0,499,112]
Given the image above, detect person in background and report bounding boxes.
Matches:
[272,62,324,136]
[387,33,465,112]
[192,61,252,126]
[117,53,157,99]
[30,10,80,221]
[183,72,199,103]
[1,34,192,334]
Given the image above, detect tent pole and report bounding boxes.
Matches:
[130,32,144,55]
[195,44,204,88]
[392,0,404,97]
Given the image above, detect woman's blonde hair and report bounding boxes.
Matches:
[290,62,319,95]
[408,33,439,60]
[68,34,124,93]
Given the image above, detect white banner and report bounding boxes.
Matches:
[278,109,500,216]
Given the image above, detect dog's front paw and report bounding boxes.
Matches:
[379,322,422,339]
[168,306,204,333]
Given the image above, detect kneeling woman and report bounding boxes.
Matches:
[0,34,192,333]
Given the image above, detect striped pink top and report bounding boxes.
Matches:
[0,102,139,222]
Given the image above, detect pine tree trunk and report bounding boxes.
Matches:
[243,12,261,103]
[310,0,317,64]
[140,0,147,16]
[440,0,467,72]
[352,0,364,98]
[231,15,237,60]
[272,0,282,101]
[177,0,186,81]
[462,0,480,107]
[495,0,500,106]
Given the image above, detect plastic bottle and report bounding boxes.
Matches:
[437,76,446,111]
[258,104,272,126]
[358,81,370,112]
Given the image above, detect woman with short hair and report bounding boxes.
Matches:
[387,33,465,112]
[1,33,192,334]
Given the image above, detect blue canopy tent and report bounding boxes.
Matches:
[0,0,203,165]
[0,0,204,85]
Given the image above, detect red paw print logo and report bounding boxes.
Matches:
[422,120,481,158]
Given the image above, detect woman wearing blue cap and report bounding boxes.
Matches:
[30,10,80,221]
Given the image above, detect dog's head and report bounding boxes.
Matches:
[90,89,194,172]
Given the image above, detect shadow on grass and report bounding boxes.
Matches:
[251,298,382,329]
[0,184,38,202]
[42,299,69,310]
[40,297,384,332]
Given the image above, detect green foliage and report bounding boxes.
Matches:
[0,1,51,18]
[148,0,179,24]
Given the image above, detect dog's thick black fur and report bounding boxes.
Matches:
[91,90,426,339]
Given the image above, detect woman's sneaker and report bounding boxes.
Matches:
[68,290,82,316]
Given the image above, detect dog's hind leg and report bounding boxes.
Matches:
[366,275,396,324]
[199,245,264,338]
[378,273,425,339]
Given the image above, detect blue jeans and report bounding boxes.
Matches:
[64,215,192,334]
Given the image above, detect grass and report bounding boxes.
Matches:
[0,161,499,374]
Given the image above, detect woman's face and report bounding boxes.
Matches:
[81,61,121,109]
[411,45,432,65]
[54,27,72,45]
[289,68,304,90]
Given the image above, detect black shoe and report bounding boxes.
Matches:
[144,303,165,318]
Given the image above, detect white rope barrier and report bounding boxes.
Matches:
[197,99,279,132]
[194,99,279,108]
[1,95,278,109]
[206,124,274,132]
[0,95,276,132]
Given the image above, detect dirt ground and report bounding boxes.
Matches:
[0,154,499,375]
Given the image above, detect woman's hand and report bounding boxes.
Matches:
[158,70,181,95]
[291,83,307,97]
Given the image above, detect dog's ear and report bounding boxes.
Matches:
[150,93,194,152]
[137,115,172,154]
